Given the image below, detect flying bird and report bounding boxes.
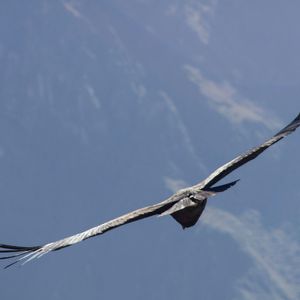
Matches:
[1,113,300,268]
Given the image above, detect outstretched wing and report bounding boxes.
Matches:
[1,113,299,268]
[0,201,172,268]
[194,113,300,189]
[0,188,216,268]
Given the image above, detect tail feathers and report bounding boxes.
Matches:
[0,244,42,269]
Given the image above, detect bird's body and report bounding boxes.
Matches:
[1,113,300,268]
[171,198,207,229]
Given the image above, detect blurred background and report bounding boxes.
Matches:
[0,1,299,299]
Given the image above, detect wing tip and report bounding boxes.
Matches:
[0,244,41,269]
[277,112,300,135]
[291,112,300,126]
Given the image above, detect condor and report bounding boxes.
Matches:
[1,113,299,268]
